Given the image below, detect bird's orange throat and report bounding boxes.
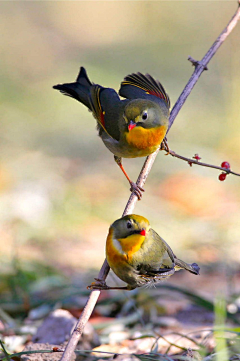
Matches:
[106,228,145,264]
[118,233,145,257]
[125,124,167,151]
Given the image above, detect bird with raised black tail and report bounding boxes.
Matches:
[53,67,170,199]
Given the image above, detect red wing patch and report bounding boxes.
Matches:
[121,72,170,108]
[100,111,105,127]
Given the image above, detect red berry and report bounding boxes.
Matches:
[193,154,201,161]
[219,173,227,181]
[221,161,230,169]
[188,161,193,167]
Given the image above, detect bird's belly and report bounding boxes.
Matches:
[101,136,126,157]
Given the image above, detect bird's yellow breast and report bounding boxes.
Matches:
[125,125,167,152]
[106,228,145,268]
[118,234,145,260]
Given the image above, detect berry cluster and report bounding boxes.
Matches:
[186,153,233,182]
[219,161,230,181]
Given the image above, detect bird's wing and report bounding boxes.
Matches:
[150,229,175,264]
[131,229,175,276]
[153,233,200,275]
[119,72,170,109]
[135,229,199,278]
[89,85,122,141]
[161,239,176,264]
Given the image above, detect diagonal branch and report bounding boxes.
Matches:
[60,3,240,361]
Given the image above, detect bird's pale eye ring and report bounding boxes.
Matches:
[127,221,132,229]
[142,112,148,121]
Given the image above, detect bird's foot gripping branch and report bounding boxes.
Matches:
[87,278,129,291]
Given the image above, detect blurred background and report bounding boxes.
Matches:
[0,0,240,311]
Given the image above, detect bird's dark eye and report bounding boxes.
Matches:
[127,221,132,229]
[142,112,148,120]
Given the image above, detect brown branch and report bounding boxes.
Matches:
[59,153,160,361]
[167,1,240,132]
[165,149,240,177]
[60,4,240,361]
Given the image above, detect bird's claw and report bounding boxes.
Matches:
[87,278,110,290]
[160,138,170,154]
[130,182,145,200]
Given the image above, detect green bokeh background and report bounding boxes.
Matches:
[0,1,240,279]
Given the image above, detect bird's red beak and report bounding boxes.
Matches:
[128,121,136,131]
[140,229,146,236]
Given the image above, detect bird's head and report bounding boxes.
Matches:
[123,99,168,132]
[111,214,149,241]
[109,215,149,255]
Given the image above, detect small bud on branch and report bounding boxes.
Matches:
[188,56,208,70]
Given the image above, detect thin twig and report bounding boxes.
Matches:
[0,340,10,361]
[164,149,240,177]
[152,334,189,353]
[60,4,240,361]
[164,331,205,355]
[167,1,240,132]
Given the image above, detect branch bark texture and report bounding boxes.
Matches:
[60,4,240,361]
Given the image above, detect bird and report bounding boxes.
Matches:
[53,67,170,199]
[88,214,200,291]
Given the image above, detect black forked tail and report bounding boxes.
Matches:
[53,67,93,109]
